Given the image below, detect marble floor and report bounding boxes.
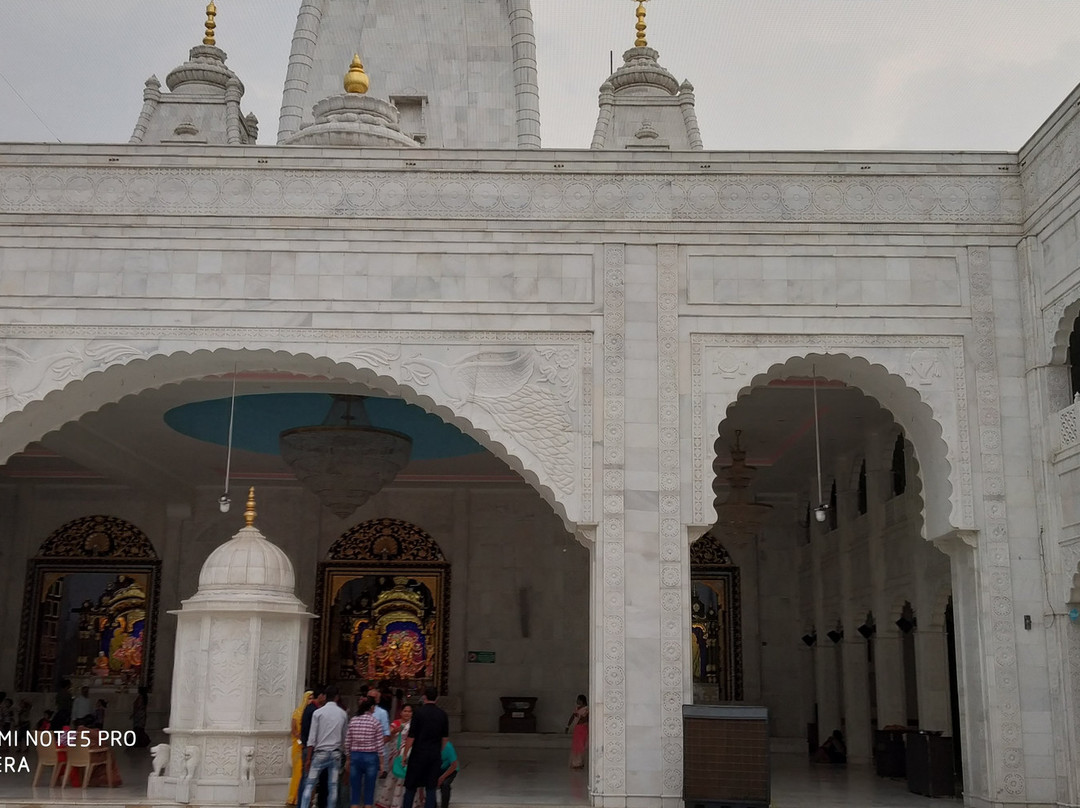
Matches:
[0,742,961,808]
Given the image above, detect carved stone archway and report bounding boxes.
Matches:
[691,344,967,541]
[0,340,590,528]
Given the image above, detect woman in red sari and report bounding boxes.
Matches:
[565,694,588,769]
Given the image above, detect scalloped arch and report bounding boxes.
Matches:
[1049,295,1080,365]
[727,353,954,540]
[0,347,576,528]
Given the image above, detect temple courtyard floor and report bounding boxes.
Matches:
[0,734,960,808]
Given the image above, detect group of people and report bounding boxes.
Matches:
[52,681,109,729]
[289,685,458,808]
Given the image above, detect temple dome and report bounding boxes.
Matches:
[197,525,295,593]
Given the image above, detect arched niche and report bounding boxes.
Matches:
[312,518,450,696]
[690,530,743,703]
[17,515,161,692]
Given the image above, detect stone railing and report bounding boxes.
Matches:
[1055,394,1080,452]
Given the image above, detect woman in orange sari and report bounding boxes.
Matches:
[287,691,313,805]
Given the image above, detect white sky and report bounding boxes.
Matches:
[1,1,1079,151]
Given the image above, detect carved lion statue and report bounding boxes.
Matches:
[150,743,170,776]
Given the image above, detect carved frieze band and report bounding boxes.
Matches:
[656,244,684,794]
[0,166,1021,224]
[967,246,1026,799]
[600,244,627,793]
[688,333,972,533]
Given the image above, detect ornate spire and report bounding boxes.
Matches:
[634,0,651,48]
[344,54,370,94]
[203,2,217,46]
[244,486,256,527]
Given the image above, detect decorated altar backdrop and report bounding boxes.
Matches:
[313,519,450,694]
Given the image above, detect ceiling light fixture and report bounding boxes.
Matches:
[218,364,238,513]
[280,395,413,519]
[812,366,830,524]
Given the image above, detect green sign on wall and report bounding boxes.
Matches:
[467,650,496,663]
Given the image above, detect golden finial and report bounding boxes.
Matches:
[244,486,256,527]
[344,54,370,94]
[634,0,650,48]
[203,2,217,46]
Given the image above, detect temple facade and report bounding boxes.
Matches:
[2,2,1080,807]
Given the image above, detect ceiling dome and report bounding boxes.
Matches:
[197,525,296,593]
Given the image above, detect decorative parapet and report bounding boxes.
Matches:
[1020,82,1080,226]
[1053,393,1080,453]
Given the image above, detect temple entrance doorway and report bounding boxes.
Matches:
[707,370,963,797]
[0,357,590,806]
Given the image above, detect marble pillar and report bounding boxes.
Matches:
[914,628,951,733]
[841,636,872,764]
[873,634,907,728]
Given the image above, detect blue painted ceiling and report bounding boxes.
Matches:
[164,393,483,460]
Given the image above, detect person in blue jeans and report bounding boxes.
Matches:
[345,697,384,808]
[300,686,348,808]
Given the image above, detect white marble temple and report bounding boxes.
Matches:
[2,2,1080,807]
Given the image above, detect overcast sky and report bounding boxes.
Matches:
[2,1,1079,151]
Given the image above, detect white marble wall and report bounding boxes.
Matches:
[1016,80,1080,807]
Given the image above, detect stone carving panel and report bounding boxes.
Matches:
[690,334,971,539]
[202,737,239,779]
[206,618,251,727]
[0,327,592,525]
[254,736,290,778]
[0,163,1020,224]
[174,620,202,728]
[0,340,150,410]
[255,626,291,723]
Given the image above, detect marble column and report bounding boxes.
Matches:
[815,643,842,740]
[914,627,951,733]
[841,636,872,764]
[872,634,907,728]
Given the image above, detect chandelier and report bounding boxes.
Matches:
[712,429,772,536]
[279,395,412,519]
